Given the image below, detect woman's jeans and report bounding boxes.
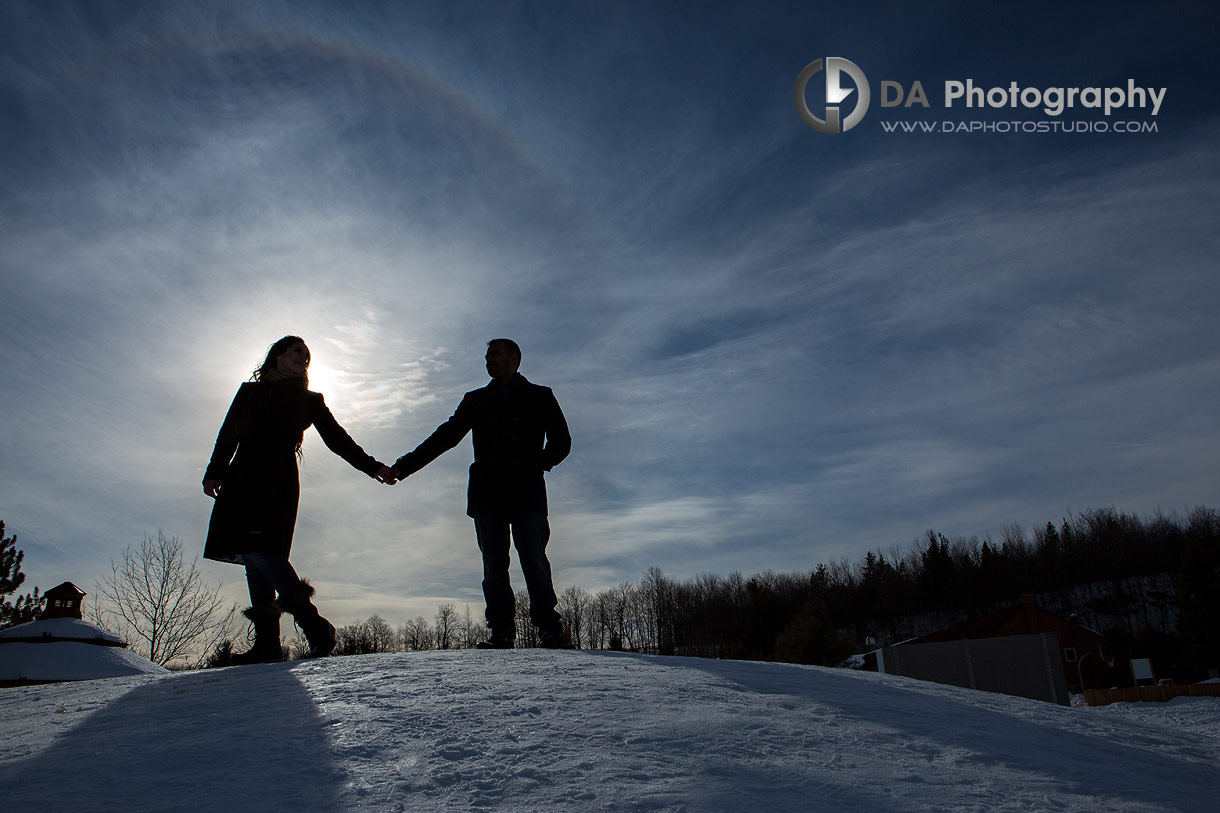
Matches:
[242,552,302,606]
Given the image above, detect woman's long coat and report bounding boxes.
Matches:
[203,379,380,563]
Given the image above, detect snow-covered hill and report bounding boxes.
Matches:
[1,650,1217,811]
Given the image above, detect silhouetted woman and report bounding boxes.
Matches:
[202,336,393,663]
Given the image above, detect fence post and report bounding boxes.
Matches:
[962,639,976,690]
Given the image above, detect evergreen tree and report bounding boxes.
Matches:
[205,639,236,668]
[1176,508,1220,680]
[918,531,956,611]
[775,597,855,667]
[723,577,785,661]
[1,521,44,628]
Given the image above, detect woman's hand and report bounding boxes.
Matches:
[203,480,222,498]
[374,465,398,485]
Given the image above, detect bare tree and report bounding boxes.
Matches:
[585,590,608,650]
[639,567,677,654]
[288,630,312,660]
[459,604,489,649]
[558,585,590,649]
[606,582,637,651]
[91,531,236,666]
[366,613,397,653]
[434,603,457,650]
[401,616,434,651]
[335,622,373,655]
[514,589,535,647]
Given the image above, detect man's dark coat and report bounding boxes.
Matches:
[393,373,571,516]
[203,379,381,563]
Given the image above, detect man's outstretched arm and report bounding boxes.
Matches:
[391,394,476,479]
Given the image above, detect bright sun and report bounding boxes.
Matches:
[306,360,344,397]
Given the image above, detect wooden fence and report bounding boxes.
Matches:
[1085,683,1220,706]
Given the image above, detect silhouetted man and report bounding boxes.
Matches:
[390,339,572,648]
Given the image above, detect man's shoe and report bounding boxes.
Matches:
[476,635,514,649]
[539,629,575,649]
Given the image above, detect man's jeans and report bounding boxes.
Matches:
[473,507,561,636]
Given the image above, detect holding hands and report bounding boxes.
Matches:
[374,464,401,485]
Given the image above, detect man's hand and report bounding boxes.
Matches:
[203,480,221,498]
[374,465,399,485]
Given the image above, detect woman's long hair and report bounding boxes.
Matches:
[251,335,309,388]
[251,335,309,458]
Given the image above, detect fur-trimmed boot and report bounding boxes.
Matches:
[277,579,337,658]
[230,604,285,665]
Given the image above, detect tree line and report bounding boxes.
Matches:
[7,506,1218,683]
[540,505,1218,682]
[291,505,1218,684]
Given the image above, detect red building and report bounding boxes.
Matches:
[873,594,1106,704]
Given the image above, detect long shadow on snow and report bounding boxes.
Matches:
[575,651,915,811]
[0,662,344,812]
[642,652,1220,808]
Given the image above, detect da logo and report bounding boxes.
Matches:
[794,58,870,134]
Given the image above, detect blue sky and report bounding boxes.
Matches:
[2,1,1217,626]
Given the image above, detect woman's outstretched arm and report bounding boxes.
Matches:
[309,392,395,482]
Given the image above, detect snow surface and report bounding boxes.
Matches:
[0,618,165,682]
[1,650,1217,811]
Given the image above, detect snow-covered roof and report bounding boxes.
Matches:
[45,580,87,597]
[0,617,125,646]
